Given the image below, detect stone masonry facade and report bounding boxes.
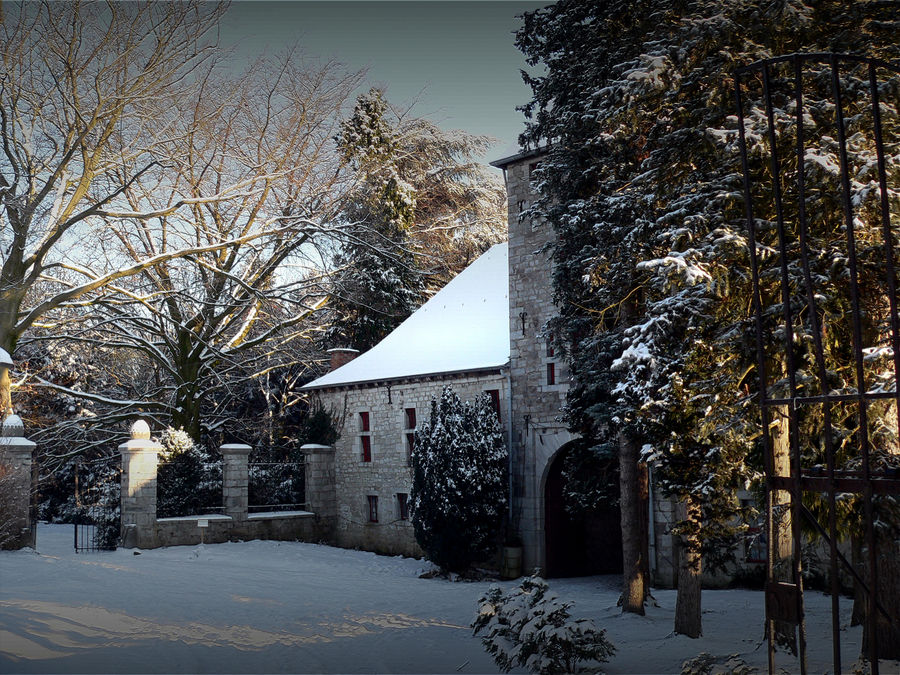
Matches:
[496,151,575,574]
[313,371,508,557]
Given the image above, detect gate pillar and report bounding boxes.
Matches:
[0,414,36,549]
[221,444,251,522]
[119,420,160,548]
[301,444,336,540]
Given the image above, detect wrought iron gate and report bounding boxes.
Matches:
[72,456,120,553]
[735,53,900,675]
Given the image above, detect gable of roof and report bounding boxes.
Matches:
[302,242,510,390]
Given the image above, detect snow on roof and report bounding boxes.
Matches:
[303,242,509,390]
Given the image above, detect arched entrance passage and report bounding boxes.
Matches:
[544,443,622,577]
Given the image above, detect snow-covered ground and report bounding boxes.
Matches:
[0,524,870,674]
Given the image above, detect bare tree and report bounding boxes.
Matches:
[29,52,364,442]
[0,1,231,404]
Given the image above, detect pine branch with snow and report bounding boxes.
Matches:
[472,576,615,674]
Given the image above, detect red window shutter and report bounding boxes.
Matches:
[547,362,556,385]
[359,411,370,431]
[404,407,416,429]
[487,389,501,419]
[361,435,372,462]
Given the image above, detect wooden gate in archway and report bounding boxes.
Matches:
[735,53,900,675]
[544,444,622,577]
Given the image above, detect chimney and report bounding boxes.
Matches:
[327,348,359,372]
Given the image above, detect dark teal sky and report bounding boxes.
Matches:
[222,1,547,158]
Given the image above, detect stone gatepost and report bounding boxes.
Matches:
[119,420,161,549]
[221,444,251,523]
[0,415,36,549]
[301,443,336,541]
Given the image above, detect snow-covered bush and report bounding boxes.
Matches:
[680,652,756,675]
[157,427,221,518]
[472,575,615,674]
[410,387,507,573]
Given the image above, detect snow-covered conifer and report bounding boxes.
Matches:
[410,387,507,573]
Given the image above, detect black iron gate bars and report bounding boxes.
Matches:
[735,52,900,675]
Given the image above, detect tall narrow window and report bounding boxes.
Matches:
[359,411,372,462]
[397,493,409,521]
[486,389,501,420]
[546,362,556,386]
[404,408,416,465]
[546,338,555,358]
[367,495,378,523]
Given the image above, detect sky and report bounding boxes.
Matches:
[220,1,547,159]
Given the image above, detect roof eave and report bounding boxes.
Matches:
[301,362,511,393]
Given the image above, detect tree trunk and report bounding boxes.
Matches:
[770,405,798,654]
[851,534,865,627]
[639,462,651,595]
[0,367,11,421]
[861,535,900,659]
[619,432,646,615]
[674,496,702,638]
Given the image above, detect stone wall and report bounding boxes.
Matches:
[118,421,331,549]
[313,371,509,557]
[501,151,574,573]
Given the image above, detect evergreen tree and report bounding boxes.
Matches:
[326,89,425,352]
[325,89,506,352]
[516,0,899,644]
[410,387,508,573]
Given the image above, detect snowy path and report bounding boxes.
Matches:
[0,525,867,674]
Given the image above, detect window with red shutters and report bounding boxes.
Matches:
[547,362,556,385]
[405,433,415,465]
[486,389,501,420]
[404,407,416,429]
[359,411,372,462]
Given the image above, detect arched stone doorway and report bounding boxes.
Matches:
[544,444,622,577]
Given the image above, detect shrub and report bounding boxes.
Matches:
[472,576,616,674]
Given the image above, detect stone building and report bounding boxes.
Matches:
[301,243,511,557]
[302,150,760,585]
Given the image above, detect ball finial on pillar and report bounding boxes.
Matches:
[131,419,151,440]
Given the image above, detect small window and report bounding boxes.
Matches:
[397,493,409,521]
[486,389,501,420]
[405,433,415,465]
[367,495,378,523]
[546,338,555,358]
[359,411,370,432]
[361,436,372,462]
[404,407,416,430]
[546,362,556,386]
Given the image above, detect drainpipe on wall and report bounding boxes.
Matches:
[504,366,514,529]
[648,462,657,581]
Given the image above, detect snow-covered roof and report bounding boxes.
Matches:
[303,242,509,390]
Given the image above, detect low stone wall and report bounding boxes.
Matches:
[153,511,323,548]
[119,421,336,550]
